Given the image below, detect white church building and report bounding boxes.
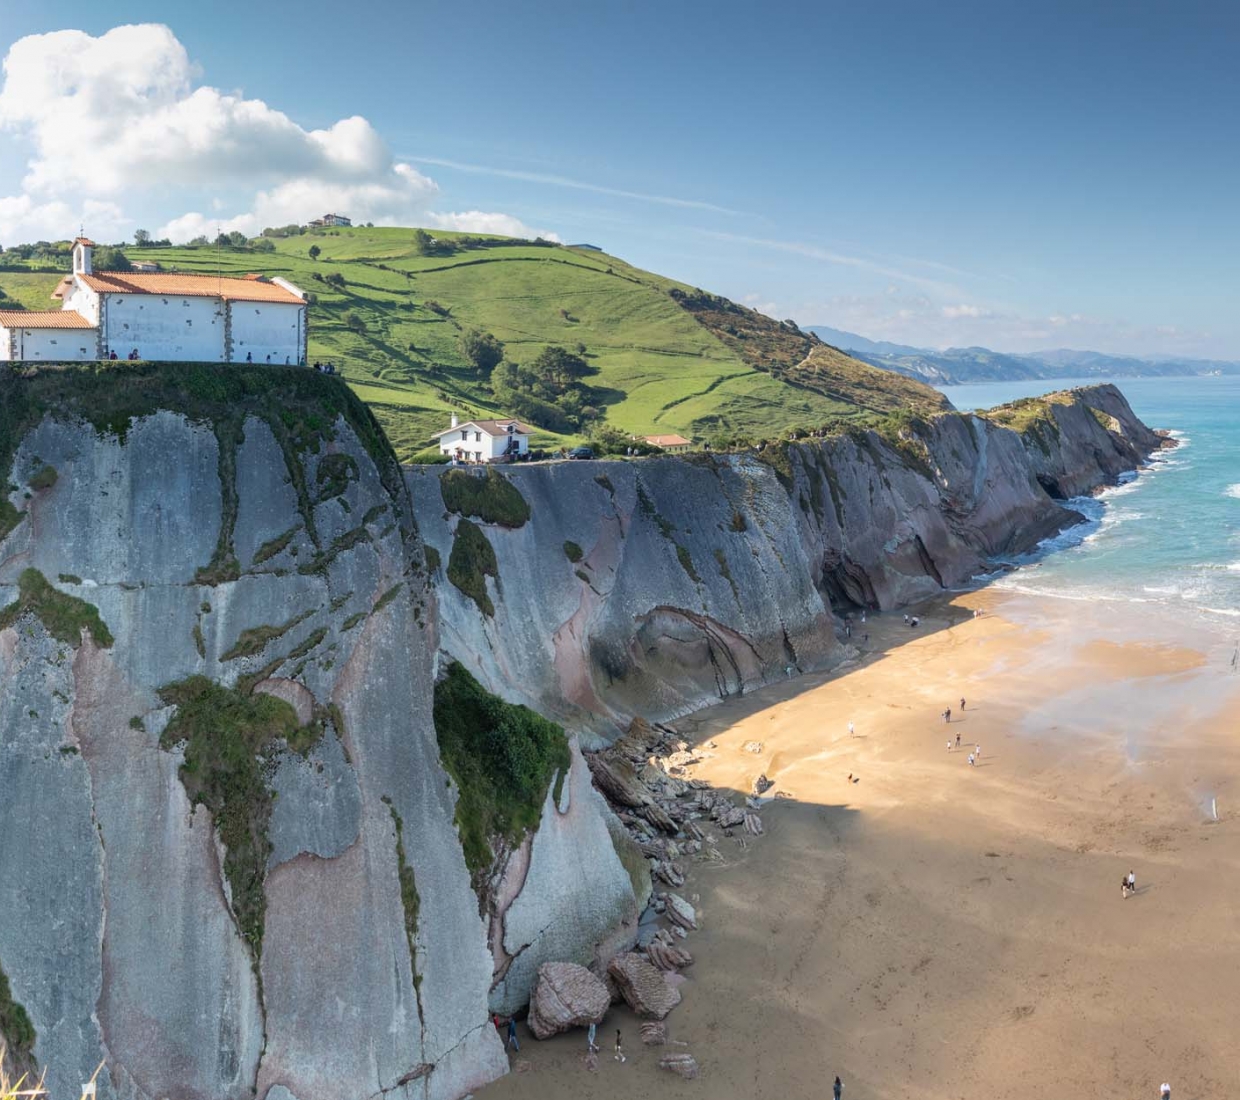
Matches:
[0,238,307,364]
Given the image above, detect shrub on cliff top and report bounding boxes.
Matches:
[439,467,530,528]
[432,662,570,880]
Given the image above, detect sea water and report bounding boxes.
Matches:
[939,375,1240,625]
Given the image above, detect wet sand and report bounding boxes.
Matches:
[485,591,1240,1099]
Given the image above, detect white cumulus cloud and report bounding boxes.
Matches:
[0,23,552,243]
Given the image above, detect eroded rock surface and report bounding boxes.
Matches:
[526,963,610,1040]
[607,952,682,1019]
[409,384,1161,737]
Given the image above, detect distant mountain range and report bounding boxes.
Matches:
[806,325,1240,385]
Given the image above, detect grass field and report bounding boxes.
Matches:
[0,228,947,461]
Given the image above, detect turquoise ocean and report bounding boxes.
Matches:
[940,376,1240,626]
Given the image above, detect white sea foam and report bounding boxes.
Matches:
[1224,484,1240,500]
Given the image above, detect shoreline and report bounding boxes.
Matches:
[485,585,1240,1099]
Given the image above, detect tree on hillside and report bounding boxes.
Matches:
[411,228,434,255]
[531,346,590,390]
[94,246,132,272]
[308,244,321,261]
[133,228,150,247]
[459,329,504,375]
[251,238,275,253]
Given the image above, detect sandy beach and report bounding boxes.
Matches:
[485,589,1240,1099]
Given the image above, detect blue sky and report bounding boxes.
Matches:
[1,0,1238,356]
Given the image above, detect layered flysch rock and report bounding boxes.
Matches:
[0,403,527,1100]
[0,374,1160,1100]
[409,383,1161,736]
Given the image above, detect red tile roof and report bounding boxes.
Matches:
[0,309,96,330]
[78,271,304,304]
[645,434,692,447]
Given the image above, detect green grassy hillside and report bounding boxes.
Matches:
[0,228,948,461]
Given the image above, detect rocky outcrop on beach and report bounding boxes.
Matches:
[409,383,1161,737]
[525,963,610,1039]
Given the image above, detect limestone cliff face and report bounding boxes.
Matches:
[0,395,641,1100]
[412,384,1159,734]
[0,377,1157,1100]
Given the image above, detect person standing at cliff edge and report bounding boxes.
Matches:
[507,1017,520,1052]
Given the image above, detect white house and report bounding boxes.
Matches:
[309,213,352,228]
[0,238,308,364]
[432,415,532,463]
[0,308,98,362]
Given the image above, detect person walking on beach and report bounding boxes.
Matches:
[975,744,981,760]
[1128,869,1136,894]
[968,752,976,767]
[507,1017,520,1052]
[848,721,855,737]
[960,697,966,711]
[614,1029,626,1063]
[1161,1083,1171,1099]
[956,732,961,749]
[947,740,953,752]
[833,1076,844,1100]
[587,1022,598,1053]
[945,707,952,723]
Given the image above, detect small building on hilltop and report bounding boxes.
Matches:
[0,238,307,363]
[432,415,532,463]
[309,213,352,228]
[644,433,693,453]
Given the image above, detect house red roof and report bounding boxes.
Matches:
[78,271,304,304]
[0,309,95,330]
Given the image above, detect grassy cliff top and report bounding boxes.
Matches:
[0,228,948,460]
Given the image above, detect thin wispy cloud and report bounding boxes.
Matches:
[699,229,965,297]
[406,156,742,216]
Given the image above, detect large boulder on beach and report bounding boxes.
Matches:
[526,962,611,1039]
[607,952,682,1019]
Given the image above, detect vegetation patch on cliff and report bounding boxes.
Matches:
[27,464,57,491]
[383,800,423,991]
[0,568,113,647]
[158,675,324,960]
[432,662,570,879]
[220,610,313,661]
[447,519,498,616]
[316,452,359,500]
[562,540,583,563]
[0,958,35,1062]
[439,467,530,528]
[252,525,300,566]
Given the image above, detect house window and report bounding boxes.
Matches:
[475,431,482,442]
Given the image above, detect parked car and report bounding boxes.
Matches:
[567,445,595,460]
